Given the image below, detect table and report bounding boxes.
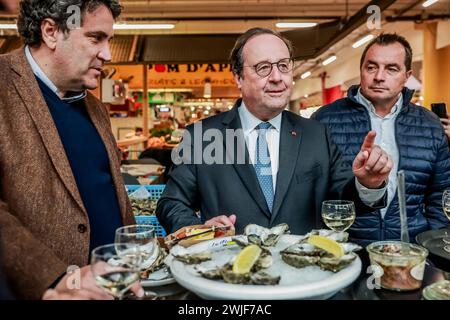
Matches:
[145,252,450,300]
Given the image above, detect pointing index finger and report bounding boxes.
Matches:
[361,130,376,152]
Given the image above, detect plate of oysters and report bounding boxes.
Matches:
[167,224,362,300]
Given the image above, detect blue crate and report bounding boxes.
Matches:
[126,185,166,237]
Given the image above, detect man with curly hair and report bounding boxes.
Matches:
[0,0,142,299]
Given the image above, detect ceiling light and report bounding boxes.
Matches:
[0,24,17,30]
[322,55,337,66]
[276,22,317,28]
[300,71,311,79]
[422,0,439,8]
[113,24,175,30]
[352,34,374,48]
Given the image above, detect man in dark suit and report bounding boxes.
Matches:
[156,28,393,235]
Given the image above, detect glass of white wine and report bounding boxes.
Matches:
[91,243,141,300]
[321,200,356,232]
[442,190,450,253]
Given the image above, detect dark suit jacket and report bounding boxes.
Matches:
[156,103,385,234]
[0,48,135,299]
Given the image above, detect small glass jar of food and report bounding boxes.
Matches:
[422,280,450,300]
[366,241,428,291]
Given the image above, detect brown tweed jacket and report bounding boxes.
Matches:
[0,48,135,299]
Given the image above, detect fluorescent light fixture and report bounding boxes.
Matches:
[422,0,439,7]
[322,55,337,66]
[0,24,17,30]
[276,22,317,28]
[113,23,175,30]
[300,71,311,79]
[352,34,374,48]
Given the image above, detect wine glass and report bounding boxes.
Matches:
[442,190,450,253]
[321,200,356,232]
[115,225,160,276]
[90,243,141,300]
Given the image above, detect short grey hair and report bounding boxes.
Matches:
[17,0,122,47]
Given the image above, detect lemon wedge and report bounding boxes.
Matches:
[307,235,345,258]
[232,245,262,274]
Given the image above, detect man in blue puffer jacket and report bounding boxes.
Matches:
[313,33,450,246]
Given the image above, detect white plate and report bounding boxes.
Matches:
[141,266,176,287]
[168,235,362,300]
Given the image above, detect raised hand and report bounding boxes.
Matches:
[352,131,393,188]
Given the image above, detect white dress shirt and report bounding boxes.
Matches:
[238,101,281,191]
[356,88,402,218]
[237,101,386,204]
[24,46,87,103]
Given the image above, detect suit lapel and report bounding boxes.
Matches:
[84,95,130,223]
[221,105,271,218]
[271,111,302,222]
[9,49,87,215]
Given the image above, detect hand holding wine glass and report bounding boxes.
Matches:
[90,243,143,300]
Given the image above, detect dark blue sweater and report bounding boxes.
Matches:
[36,77,123,251]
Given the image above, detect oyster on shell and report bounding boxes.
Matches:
[318,253,357,272]
[196,263,280,285]
[280,242,324,268]
[172,249,212,264]
[279,231,361,271]
[140,244,168,278]
[244,223,290,247]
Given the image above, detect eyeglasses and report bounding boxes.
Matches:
[245,58,294,77]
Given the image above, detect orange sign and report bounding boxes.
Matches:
[147,64,236,88]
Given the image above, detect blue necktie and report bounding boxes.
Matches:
[254,122,274,213]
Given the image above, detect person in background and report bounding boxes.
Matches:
[313,33,450,245]
[0,0,142,299]
[157,28,393,235]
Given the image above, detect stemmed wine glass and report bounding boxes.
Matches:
[115,225,160,277]
[90,243,141,300]
[442,190,450,253]
[321,200,356,232]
